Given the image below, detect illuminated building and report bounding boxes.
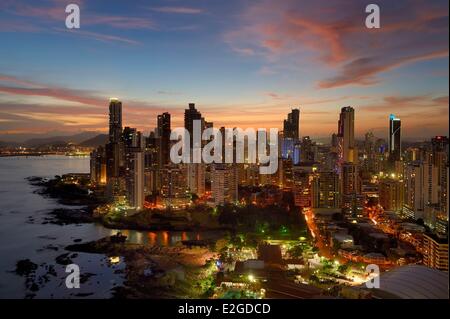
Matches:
[404,159,439,220]
[341,162,360,195]
[431,136,448,216]
[282,109,300,162]
[90,146,107,185]
[338,106,357,164]
[388,114,401,162]
[144,131,159,194]
[281,136,295,160]
[184,103,206,196]
[187,163,205,196]
[184,103,204,145]
[105,98,125,199]
[160,165,189,208]
[283,108,300,139]
[403,161,425,219]
[123,128,145,210]
[300,136,316,163]
[422,233,448,271]
[211,164,238,206]
[238,163,260,186]
[311,171,340,208]
[379,178,404,212]
[292,164,314,207]
[157,112,171,167]
[341,162,363,216]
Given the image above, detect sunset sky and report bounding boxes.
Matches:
[0,0,448,141]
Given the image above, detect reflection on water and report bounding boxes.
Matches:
[111,229,220,246]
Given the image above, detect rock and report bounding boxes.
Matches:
[15,259,38,276]
[29,283,39,292]
[55,253,73,265]
[80,273,96,284]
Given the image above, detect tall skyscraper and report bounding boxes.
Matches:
[184,103,204,146]
[341,162,363,216]
[184,103,206,196]
[338,106,356,163]
[389,114,401,162]
[283,108,300,139]
[108,98,122,143]
[106,98,124,198]
[403,159,438,220]
[157,112,171,167]
[362,132,376,175]
[282,109,300,163]
[123,128,144,210]
[431,136,449,216]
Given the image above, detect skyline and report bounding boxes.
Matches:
[0,0,449,141]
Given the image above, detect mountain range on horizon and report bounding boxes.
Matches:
[0,130,440,149]
[0,132,108,148]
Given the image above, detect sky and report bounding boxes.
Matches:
[0,0,448,142]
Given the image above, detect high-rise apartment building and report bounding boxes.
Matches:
[211,164,238,206]
[338,106,356,164]
[379,178,404,212]
[283,108,300,139]
[157,112,171,167]
[422,233,448,271]
[312,171,340,208]
[388,114,402,162]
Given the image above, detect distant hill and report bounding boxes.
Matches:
[0,140,19,148]
[79,134,108,148]
[23,132,100,148]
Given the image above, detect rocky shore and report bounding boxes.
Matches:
[27,176,229,232]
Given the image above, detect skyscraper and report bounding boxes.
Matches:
[312,171,340,208]
[300,136,316,163]
[389,114,401,162]
[106,98,124,180]
[379,178,404,212]
[123,128,144,210]
[184,103,205,196]
[211,164,238,206]
[431,136,449,216]
[109,98,122,144]
[157,112,171,167]
[184,103,204,146]
[341,162,363,216]
[338,106,356,163]
[283,108,300,139]
[90,146,107,185]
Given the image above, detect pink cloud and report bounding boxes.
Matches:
[225,0,449,88]
[318,49,449,89]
